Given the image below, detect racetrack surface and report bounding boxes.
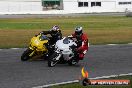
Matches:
[0,44,132,88]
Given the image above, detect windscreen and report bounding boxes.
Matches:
[39,35,49,41]
[63,37,70,44]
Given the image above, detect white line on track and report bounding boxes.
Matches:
[32,80,79,88]
[107,44,118,45]
[128,43,132,45]
[10,48,20,50]
[32,73,132,88]
[0,48,21,50]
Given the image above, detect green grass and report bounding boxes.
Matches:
[0,16,132,30]
[52,75,132,88]
[0,16,132,48]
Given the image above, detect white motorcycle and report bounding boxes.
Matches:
[48,37,79,67]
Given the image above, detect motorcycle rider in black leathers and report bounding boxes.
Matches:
[39,25,62,58]
[40,25,62,45]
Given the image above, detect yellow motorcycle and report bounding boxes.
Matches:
[21,34,50,61]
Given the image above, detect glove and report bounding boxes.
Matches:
[39,31,44,35]
[68,35,73,38]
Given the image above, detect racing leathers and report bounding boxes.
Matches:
[40,30,62,58]
[40,30,62,45]
[70,33,89,60]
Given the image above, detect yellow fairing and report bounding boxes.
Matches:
[29,35,48,52]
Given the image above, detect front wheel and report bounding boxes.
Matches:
[48,52,60,67]
[21,48,33,61]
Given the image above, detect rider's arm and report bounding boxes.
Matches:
[68,33,75,38]
[40,31,51,35]
[56,30,62,39]
[77,34,88,52]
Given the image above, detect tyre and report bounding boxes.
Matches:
[48,52,60,67]
[21,48,33,61]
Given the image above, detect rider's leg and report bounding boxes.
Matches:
[78,50,87,60]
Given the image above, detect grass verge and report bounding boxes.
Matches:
[0,16,132,48]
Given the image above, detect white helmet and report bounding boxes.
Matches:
[75,26,83,36]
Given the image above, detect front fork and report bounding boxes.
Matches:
[29,47,35,57]
[29,51,35,57]
[55,51,62,61]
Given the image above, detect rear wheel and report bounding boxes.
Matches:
[48,52,60,67]
[21,48,33,61]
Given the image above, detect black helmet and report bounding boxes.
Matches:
[51,25,60,31]
[51,25,60,36]
[75,26,83,37]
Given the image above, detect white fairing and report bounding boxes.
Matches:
[55,37,77,61]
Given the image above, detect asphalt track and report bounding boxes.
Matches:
[0,44,132,88]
